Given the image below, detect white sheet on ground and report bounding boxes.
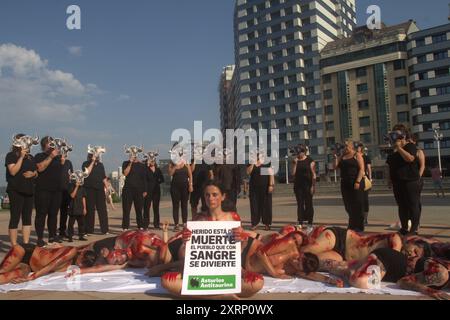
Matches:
[0,269,424,296]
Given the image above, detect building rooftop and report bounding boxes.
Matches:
[321,20,418,54]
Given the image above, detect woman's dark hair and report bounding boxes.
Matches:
[11,133,25,155]
[302,252,320,273]
[80,250,98,268]
[40,136,51,151]
[203,180,227,195]
[415,240,432,258]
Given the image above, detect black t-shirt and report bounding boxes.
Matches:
[147,167,164,193]
[249,163,271,188]
[294,156,314,188]
[386,143,419,182]
[5,152,37,195]
[34,152,63,192]
[339,155,359,187]
[213,164,236,191]
[192,162,209,188]
[171,165,189,188]
[60,160,74,191]
[68,183,86,216]
[82,161,106,190]
[122,161,148,192]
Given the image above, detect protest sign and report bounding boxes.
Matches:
[181,221,241,295]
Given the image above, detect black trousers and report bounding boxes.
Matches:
[7,190,33,229]
[224,189,238,212]
[249,186,272,226]
[35,190,62,240]
[122,187,144,229]
[59,189,71,235]
[294,186,314,225]
[85,188,109,234]
[143,188,161,228]
[341,183,365,232]
[392,180,421,233]
[68,215,85,237]
[171,184,189,225]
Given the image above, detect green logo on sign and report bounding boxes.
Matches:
[187,275,236,290]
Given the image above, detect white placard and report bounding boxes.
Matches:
[181,221,241,295]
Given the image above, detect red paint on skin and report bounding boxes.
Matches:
[260,234,294,254]
[356,234,392,249]
[325,233,332,240]
[308,226,326,244]
[162,272,180,282]
[348,260,359,268]
[230,212,241,222]
[0,249,18,269]
[243,271,263,283]
[352,256,377,280]
[423,261,441,276]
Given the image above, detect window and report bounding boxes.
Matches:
[291,131,299,139]
[306,87,314,95]
[302,18,311,25]
[394,60,406,70]
[325,105,333,115]
[274,77,284,86]
[259,67,269,76]
[435,67,450,78]
[325,121,334,130]
[422,106,431,114]
[260,93,270,102]
[397,111,409,123]
[433,33,447,43]
[309,146,318,155]
[434,51,448,61]
[271,11,281,20]
[285,33,295,42]
[287,74,297,84]
[260,80,270,89]
[303,31,312,39]
[258,54,268,63]
[286,47,295,56]
[357,83,368,94]
[306,101,315,109]
[300,4,309,12]
[358,100,369,110]
[322,74,331,84]
[251,109,259,118]
[249,83,258,91]
[308,130,317,139]
[290,117,299,126]
[323,89,332,99]
[420,89,429,97]
[271,24,282,33]
[415,38,426,47]
[437,86,450,95]
[356,67,367,77]
[287,60,296,69]
[290,103,298,112]
[284,7,293,16]
[418,72,428,80]
[272,50,283,59]
[273,64,283,73]
[396,94,409,105]
[275,105,285,114]
[276,119,285,128]
[307,116,316,124]
[288,88,298,97]
[274,91,285,99]
[395,76,407,87]
[326,137,336,146]
[360,133,371,144]
[359,117,370,127]
[423,140,434,150]
[303,45,312,52]
[250,96,258,104]
[305,73,314,81]
[438,103,450,112]
[417,55,427,64]
[304,59,314,68]
[441,121,450,130]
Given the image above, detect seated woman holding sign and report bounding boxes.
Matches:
[159,180,264,299]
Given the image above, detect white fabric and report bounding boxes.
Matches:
[0,269,428,296]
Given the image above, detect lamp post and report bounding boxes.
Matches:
[285,155,289,185]
[433,127,444,174]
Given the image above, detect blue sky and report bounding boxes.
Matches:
[0,0,449,183]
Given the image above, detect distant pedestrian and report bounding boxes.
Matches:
[431,165,445,198]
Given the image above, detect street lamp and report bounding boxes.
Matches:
[433,126,444,174]
[285,155,289,185]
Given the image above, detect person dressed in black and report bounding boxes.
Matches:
[356,143,372,226]
[82,152,109,235]
[168,157,193,232]
[291,145,316,227]
[34,137,64,246]
[333,140,366,232]
[122,153,148,230]
[386,125,421,235]
[247,153,274,231]
[5,134,38,246]
[67,172,88,242]
[58,146,73,240]
[143,156,164,229]
[190,160,209,216]
[209,163,240,212]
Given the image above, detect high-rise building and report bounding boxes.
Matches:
[233,0,356,175]
[219,65,236,139]
[320,21,418,178]
[408,23,450,171]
